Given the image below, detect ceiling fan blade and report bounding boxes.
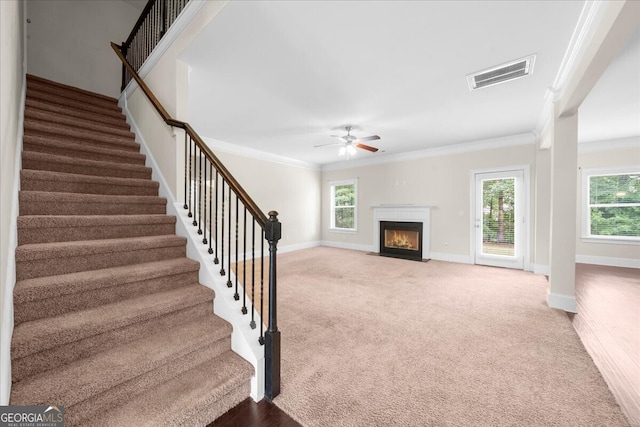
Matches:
[356,143,379,152]
[356,135,380,142]
[314,142,342,148]
[330,135,346,139]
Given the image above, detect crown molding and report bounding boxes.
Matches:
[321,133,536,172]
[578,136,640,153]
[201,137,321,171]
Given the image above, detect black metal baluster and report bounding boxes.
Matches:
[227,191,233,288]
[220,179,225,276]
[183,130,188,210]
[187,135,192,218]
[259,232,265,345]
[197,146,202,233]
[202,156,208,244]
[207,163,213,251]
[213,170,219,262]
[192,138,197,226]
[250,220,256,329]
[234,195,240,300]
[242,207,248,315]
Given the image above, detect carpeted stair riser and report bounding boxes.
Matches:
[26,88,125,123]
[70,340,237,426]
[25,107,135,139]
[99,355,253,427]
[13,258,199,325]
[23,134,146,165]
[26,75,122,112]
[25,119,139,151]
[22,152,151,180]
[25,97,130,130]
[21,170,159,196]
[15,235,186,280]
[18,214,175,245]
[13,75,253,424]
[11,317,231,408]
[12,302,212,383]
[19,192,165,216]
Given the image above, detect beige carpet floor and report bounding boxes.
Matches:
[273,247,629,426]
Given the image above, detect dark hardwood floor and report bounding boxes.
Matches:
[210,398,301,427]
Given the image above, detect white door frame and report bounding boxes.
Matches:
[470,165,530,270]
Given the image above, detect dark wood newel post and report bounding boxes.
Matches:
[265,210,281,401]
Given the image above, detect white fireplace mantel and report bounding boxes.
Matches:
[372,205,433,259]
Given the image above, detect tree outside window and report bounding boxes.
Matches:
[330,180,357,230]
[584,169,640,239]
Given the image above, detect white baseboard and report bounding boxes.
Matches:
[278,240,321,255]
[547,291,577,313]
[430,252,474,264]
[575,255,640,269]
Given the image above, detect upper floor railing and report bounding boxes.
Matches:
[120,0,189,91]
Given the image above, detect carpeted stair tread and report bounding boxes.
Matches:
[11,284,213,360]
[10,316,232,408]
[97,351,253,427]
[19,191,165,216]
[26,74,121,111]
[22,129,140,153]
[14,257,197,305]
[22,151,150,180]
[23,133,146,165]
[26,88,125,121]
[25,97,129,130]
[13,258,198,326]
[25,118,138,150]
[15,234,185,280]
[18,214,174,245]
[25,106,135,139]
[20,169,158,196]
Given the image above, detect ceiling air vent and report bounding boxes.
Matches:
[466,54,536,91]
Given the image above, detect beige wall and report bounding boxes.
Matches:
[321,140,537,263]
[26,0,139,97]
[576,139,640,262]
[213,150,322,249]
[0,0,25,404]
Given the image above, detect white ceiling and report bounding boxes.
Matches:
[179,1,638,166]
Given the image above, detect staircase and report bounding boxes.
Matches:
[10,75,253,426]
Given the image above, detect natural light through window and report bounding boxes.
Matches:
[582,168,640,241]
[330,179,357,231]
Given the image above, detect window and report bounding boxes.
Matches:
[330,179,357,231]
[582,167,640,241]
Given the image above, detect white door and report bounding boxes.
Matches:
[474,170,524,269]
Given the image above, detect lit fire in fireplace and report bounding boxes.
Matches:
[385,230,419,251]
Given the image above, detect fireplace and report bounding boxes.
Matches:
[379,221,423,261]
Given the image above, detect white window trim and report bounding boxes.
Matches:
[581,166,640,244]
[329,178,358,232]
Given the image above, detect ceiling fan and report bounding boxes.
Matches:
[314,126,381,156]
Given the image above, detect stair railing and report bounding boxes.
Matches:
[119,0,190,91]
[111,42,281,401]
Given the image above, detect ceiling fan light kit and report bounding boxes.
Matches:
[315,125,381,158]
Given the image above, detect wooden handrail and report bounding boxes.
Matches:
[111,42,268,226]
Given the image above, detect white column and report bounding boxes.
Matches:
[547,109,578,312]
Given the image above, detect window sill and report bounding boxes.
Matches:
[329,228,358,235]
[581,236,640,245]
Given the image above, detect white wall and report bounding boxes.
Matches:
[321,136,537,265]
[575,138,640,267]
[0,0,26,405]
[26,0,139,97]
